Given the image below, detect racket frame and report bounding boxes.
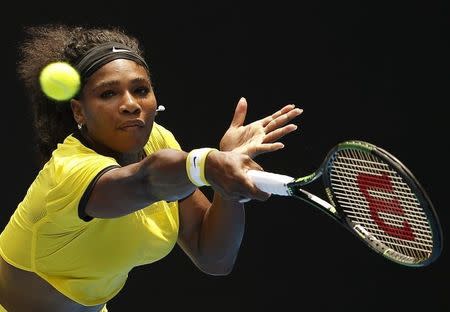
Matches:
[287,140,443,267]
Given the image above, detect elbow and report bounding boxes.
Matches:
[195,256,236,276]
[204,265,234,277]
[200,266,234,277]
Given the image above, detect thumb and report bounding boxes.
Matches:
[229,97,248,128]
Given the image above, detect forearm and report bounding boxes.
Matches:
[198,192,245,274]
[85,148,197,219]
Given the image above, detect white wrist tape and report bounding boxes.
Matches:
[186,148,217,187]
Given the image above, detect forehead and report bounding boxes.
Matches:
[87,59,150,83]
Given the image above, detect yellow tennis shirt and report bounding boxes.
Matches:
[0,123,181,306]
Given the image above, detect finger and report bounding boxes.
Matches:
[249,142,285,156]
[261,104,296,127]
[251,188,271,201]
[264,108,303,133]
[264,124,298,143]
[232,165,271,201]
[229,97,248,128]
[238,191,271,203]
[245,160,264,172]
[241,173,271,202]
[265,107,302,131]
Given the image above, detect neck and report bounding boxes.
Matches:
[114,151,146,166]
[78,129,145,166]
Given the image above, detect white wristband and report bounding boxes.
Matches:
[186,148,217,187]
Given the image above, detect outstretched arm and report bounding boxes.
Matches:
[177,97,303,275]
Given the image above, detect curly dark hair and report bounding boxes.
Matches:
[17,24,146,167]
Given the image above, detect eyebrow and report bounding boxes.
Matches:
[92,77,151,92]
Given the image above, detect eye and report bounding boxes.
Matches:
[134,86,151,97]
[100,90,116,99]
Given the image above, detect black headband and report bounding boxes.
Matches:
[75,42,149,79]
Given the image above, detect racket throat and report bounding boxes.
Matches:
[293,188,339,218]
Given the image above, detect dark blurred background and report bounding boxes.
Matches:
[1,1,448,311]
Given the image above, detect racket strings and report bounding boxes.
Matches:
[329,149,434,262]
[337,202,431,232]
[331,179,429,219]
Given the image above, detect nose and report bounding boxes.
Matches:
[119,92,141,115]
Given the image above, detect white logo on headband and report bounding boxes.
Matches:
[112,46,130,53]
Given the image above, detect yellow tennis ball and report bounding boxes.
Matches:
[39,62,81,101]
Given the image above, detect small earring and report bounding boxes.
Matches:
[78,124,83,130]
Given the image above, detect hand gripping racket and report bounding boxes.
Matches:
[247,140,443,267]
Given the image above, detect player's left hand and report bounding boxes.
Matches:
[219,97,303,158]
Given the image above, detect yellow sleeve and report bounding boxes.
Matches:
[45,153,119,227]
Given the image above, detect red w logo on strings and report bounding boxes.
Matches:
[357,173,415,241]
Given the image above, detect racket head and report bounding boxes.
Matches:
[321,140,443,267]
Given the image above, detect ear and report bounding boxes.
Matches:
[70,98,84,125]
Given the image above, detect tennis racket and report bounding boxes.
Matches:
[247,140,443,267]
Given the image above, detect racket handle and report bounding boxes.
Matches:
[247,170,295,196]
